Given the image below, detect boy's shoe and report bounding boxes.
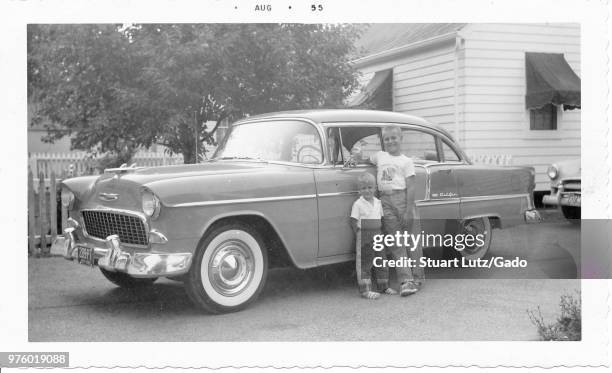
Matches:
[400,281,419,297]
[361,291,380,300]
[382,287,398,295]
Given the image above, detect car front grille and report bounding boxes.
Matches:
[561,179,581,193]
[82,210,148,246]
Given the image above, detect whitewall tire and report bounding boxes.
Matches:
[185,223,268,314]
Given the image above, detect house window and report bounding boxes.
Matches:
[530,104,557,130]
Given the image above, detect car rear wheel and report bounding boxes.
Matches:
[185,223,268,314]
[561,206,580,223]
[456,217,492,261]
[100,268,158,288]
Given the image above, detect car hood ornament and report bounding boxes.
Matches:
[98,192,119,201]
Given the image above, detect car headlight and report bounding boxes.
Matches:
[547,165,559,180]
[142,190,161,219]
[61,187,75,209]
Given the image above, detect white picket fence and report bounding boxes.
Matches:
[466,153,513,166]
[28,151,184,190]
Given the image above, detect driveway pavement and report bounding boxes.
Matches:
[28,209,580,341]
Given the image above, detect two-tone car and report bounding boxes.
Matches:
[542,159,581,222]
[57,110,541,313]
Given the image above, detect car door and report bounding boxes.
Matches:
[314,126,381,260]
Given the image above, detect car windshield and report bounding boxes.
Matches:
[214,120,324,164]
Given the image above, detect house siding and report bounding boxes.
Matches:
[460,23,581,190]
[393,44,458,135]
[354,23,580,191]
[355,42,459,137]
[28,129,73,153]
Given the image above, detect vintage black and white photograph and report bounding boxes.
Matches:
[25,21,588,344]
[2,0,611,369]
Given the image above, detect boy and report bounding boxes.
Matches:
[370,125,425,296]
[350,172,397,299]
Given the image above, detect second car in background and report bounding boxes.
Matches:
[543,159,581,221]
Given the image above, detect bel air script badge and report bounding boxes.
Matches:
[432,192,458,198]
[98,192,119,202]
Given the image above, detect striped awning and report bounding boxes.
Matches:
[525,52,581,110]
[348,69,393,110]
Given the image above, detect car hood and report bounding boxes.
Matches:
[553,159,581,181]
[63,160,315,209]
[114,161,273,185]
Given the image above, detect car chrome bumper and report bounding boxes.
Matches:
[524,209,542,223]
[56,227,192,278]
[543,192,581,207]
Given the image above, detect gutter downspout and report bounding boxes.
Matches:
[453,32,464,145]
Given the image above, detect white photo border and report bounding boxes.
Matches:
[1,0,610,368]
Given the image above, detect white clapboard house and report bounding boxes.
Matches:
[349,23,581,196]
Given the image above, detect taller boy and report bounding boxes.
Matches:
[370,125,425,296]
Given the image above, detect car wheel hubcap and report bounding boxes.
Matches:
[462,219,488,255]
[209,240,254,296]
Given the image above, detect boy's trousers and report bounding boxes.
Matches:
[380,190,426,284]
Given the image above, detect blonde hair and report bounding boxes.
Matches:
[382,125,402,137]
[357,172,376,187]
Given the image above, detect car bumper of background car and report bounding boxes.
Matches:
[53,223,192,278]
[543,190,581,208]
[542,193,559,206]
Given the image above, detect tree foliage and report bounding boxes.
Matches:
[28,24,362,164]
[28,24,152,165]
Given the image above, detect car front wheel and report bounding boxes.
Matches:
[185,223,268,314]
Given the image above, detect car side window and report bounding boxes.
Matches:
[326,128,349,165]
[400,129,439,162]
[441,140,461,162]
[350,133,382,164]
[326,127,382,165]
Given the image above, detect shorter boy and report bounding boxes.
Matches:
[350,172,398,299]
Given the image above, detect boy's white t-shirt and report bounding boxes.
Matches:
[350,196,383,228]
[370,151,415,192]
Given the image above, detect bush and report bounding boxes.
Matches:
[527,291,581,341]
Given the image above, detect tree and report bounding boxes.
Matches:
[28,24,363,164]
[28,24,158,165]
